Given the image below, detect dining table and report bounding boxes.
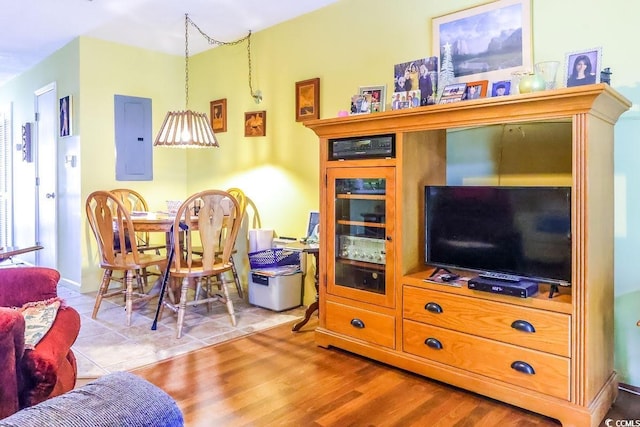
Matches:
[0,245,44,262]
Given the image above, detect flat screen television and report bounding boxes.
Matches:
[425,186,572,285]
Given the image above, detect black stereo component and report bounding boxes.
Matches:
[468,276,539,298]
[329,134,395,160]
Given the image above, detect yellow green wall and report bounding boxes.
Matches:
[2,0,640,385]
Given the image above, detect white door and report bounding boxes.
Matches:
[34,83,57,268]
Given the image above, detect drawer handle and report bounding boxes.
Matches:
[510,361,535,375]
[350,318,365,329]
[424,302,443,314]
[424,337,443,350]
[511,320,536,333]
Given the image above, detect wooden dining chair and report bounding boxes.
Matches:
[110,188,166,287]
[110,188,166,255]
[225,188,248,298]
[161,189,242,338]
[85,191,167,326]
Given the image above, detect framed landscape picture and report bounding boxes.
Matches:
[210,98,227,133]
[433,0,532,86]
[295,78,320,122]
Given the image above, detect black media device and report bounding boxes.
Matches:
[468,276,539,298]
[329,134,395,160]
[424,186,572,289]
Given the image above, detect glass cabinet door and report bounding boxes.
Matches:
[327,167,395,308]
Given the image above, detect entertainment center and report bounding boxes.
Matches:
[304,84,630,427]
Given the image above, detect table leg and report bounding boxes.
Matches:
[292,252,319,332]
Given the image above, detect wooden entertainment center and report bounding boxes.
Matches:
[305,84,630,427]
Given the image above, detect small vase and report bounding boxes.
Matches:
[518,73,546,93]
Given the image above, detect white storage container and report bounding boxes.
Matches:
[249,271,302,311]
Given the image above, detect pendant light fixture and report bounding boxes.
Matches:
[154,14,258,148]
[154,14,218,147]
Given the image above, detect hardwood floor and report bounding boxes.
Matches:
[132,319,639,426]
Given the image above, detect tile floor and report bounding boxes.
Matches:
[58,281,307,379]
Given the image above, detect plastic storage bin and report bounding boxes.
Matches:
[249,271,302,311]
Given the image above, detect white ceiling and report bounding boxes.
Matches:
[0,0,339,86]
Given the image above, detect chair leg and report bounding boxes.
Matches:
[92,269,113,319]
[230,257,243,299]
[220,276,237,326]
[125,270,134,326]
[176,277,190,339]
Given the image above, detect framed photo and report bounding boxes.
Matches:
[491,80,511,97]
[439,83,467,104]
[359,85,386,113]
[210,98,227,133]
[295,78,320,122]
[432,0,532,86]
[465,80,488,99]
[394,57,438,105]
[565,48,602,87]
[59,95,72,137]
[244,111,266,137]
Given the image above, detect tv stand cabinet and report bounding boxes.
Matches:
[305,85,630,427]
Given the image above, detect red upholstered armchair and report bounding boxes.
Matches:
[0,267,81,416]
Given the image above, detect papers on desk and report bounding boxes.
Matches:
[251,265,301,277]
[130,211,148,217]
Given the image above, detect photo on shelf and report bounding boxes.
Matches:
[394,57,438,106]
[464,80,488,99]
[359,85,386,112]
[438,83,467,104]
[432,0,532,85]
[491,80,511,97]
[565,47,602,87]
[390,92,411,110]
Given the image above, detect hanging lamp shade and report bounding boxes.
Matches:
[154,109,219,147]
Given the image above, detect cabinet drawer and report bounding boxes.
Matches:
[403,320,570,400]
[326,301,395,349]
[403,286,570,357]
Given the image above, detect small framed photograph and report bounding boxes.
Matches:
[295,78,320,122]
[465,80,488,100]
[439,83,467,104]
[565,48,601,87]
[244,111,266,137]
[59,95,72,137]
[491,80,511,97]
[210,98,227,133]
[359,85,386,113]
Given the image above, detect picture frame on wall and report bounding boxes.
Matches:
[359,85,386,112]
[244,111,266,137]
[565,47,602,87]
[59,95,72,137]
[210,98,227,133]
[432,0,532,86]
[465,80,488,99]
[295,78,320,122]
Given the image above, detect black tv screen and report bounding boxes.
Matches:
[425,186,572,284]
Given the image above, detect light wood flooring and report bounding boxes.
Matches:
[131,319,640,426]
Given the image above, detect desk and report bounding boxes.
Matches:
[0,245,44,262]
[282,241,319,332]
